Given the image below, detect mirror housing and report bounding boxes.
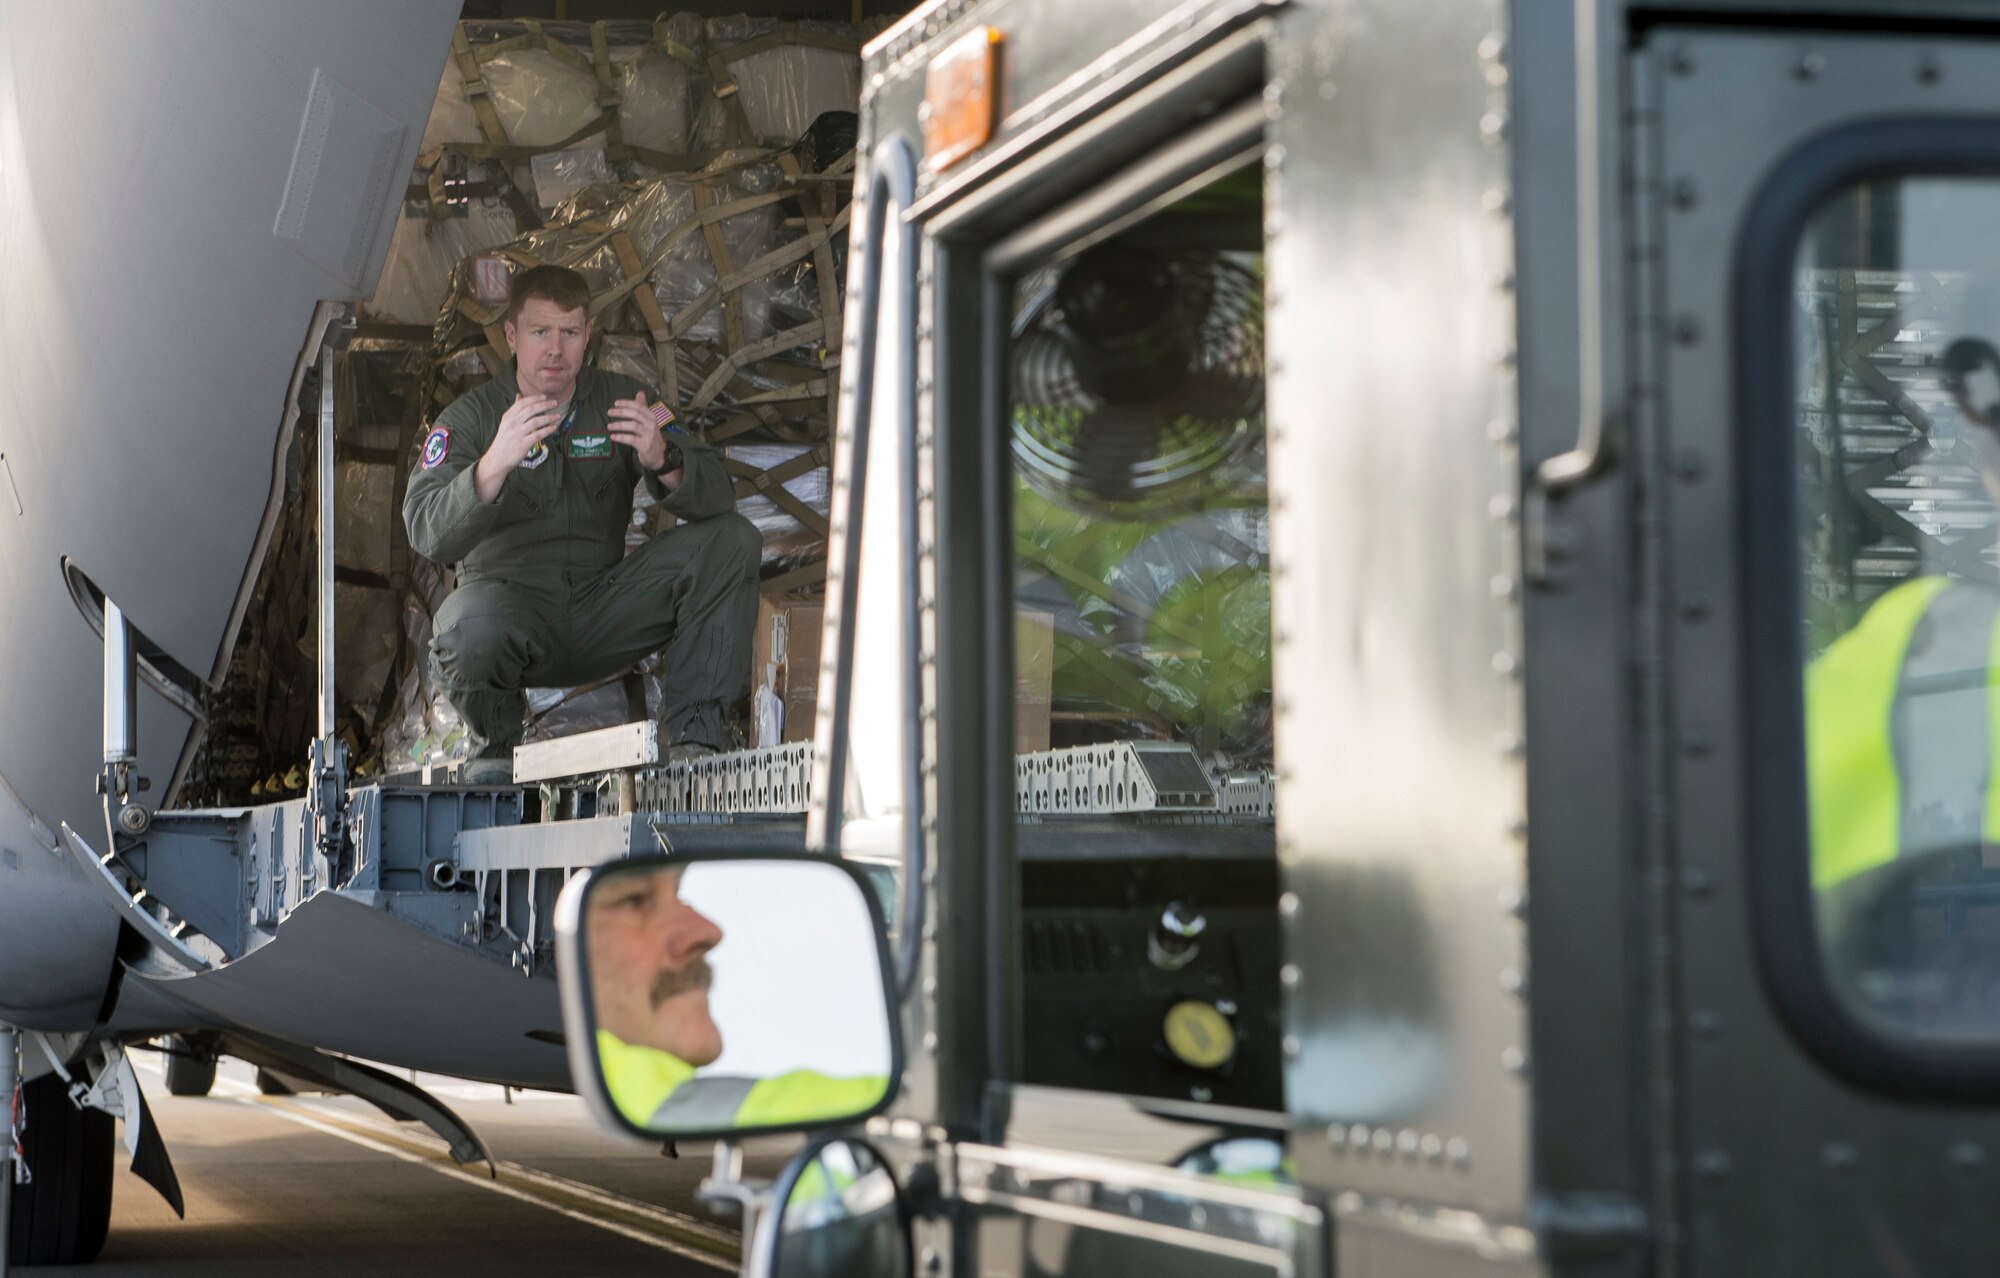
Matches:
[554,851,902,1142]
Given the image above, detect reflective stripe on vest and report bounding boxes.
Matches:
[1806,577,2000,888]
[649,1072,887,1130]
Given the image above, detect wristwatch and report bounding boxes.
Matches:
[650,440,684,477]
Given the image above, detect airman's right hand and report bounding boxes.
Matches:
[473,395,562,504]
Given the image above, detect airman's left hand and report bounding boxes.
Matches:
[609,392,672,473]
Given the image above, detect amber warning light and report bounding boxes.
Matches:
[922,26,1002,170]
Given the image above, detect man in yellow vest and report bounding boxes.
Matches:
[1807,336,2000,1025]
[584,865,886,1132]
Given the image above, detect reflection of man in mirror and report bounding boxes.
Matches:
[585,864,887,1133]
[586,865,724,1065]
[1807,336,2000,1026]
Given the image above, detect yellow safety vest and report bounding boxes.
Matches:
[597,1031,887,1131]
[1806,577,2000,889]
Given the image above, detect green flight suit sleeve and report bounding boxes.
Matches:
[403,396,513,565]
[645,432,737,522]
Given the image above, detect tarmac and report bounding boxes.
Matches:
[16,1055,796,1276]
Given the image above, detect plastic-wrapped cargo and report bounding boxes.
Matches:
[1014,484,1274,767]
[697,18,863,149]
[365,14,860,332]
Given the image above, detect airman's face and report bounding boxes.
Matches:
[504,297,591,402]
[586,866,724,1066]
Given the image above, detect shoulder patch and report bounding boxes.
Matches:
[419,427,450,470]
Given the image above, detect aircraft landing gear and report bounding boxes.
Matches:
[161,1038,216,1098]
[7,1074,113,1267]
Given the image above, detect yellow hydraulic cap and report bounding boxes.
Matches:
[1163,1000,1236,1071]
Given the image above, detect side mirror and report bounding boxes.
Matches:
[748,1137,912,1278]
[554,852,901,1141]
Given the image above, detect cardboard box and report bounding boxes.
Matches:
[1014,609,1054,754]
[751,598,1055,752]
[752,596,824,746]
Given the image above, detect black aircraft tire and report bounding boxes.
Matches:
[163,1039,216,1098]
[8,1073,114,1266]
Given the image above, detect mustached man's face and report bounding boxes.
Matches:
[504,296,591,403]
[587,867,724,1066]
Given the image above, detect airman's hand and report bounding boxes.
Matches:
[608,392,672,475]
[474,395,562,504]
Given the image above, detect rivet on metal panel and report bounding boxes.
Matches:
[1491,574,1520,602]
[1948,1141,1985,1170]
[1480,111,1508,145]
[1819,1142,1858,1171]
[922,976,937,997]
[1681,729,1713,759]
[1672,314,1703,345]
[1689,1009,1724,1037]
[1493,270,1517,293]
[1496,731,1526,759]
[1281,963,1301,989]
[1482,188,1512,216]
[1350,1124,1371,1152]
[1492,652,1520,678]
[1265,144,1286,171]
[1669,44,1696,76]
[923,1031,939,1055]
[1918,53,1944,84]
[1694,1150,1732,1180]
[1371,1128,1393,1154]
[1327,1124,1347,1151]
[1504,816,1528,842]
[1501,967,1527,997]
[1479,34,1507,66]
[1675,449,1708,483]
[1685,867,1716,898]
[1671,178,1699,210]
[1499,886,1528,918]
[1279,891,1300,921]
[1422,1134,1444,1163]
[1283,1035,1302,1059]
[1398,1130,1420,1158]
[1795,50,1825,81]
[1680,593,1712,622]
[1493,344,1518,370]
[1501,1047,1528,1076]
[1263,80,1284,107]
[1448,1138,1471,1169]
[1487,418,1519,446]
[1490,495,1519,522]
[1189,1204,1208,1230]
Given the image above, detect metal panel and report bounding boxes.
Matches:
[955,1141,1324,1277]
[124,891,570,1090]
[865,0,1277,210]
[454,815,642,872]
[1266,0,1529,1221]
[1650,27,2000,1277]
[511,721,658,783]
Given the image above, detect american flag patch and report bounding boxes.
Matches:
[651,402,677,429]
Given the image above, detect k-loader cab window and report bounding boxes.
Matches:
[1000,163,1280,1110]
[1790,176,2000,1046]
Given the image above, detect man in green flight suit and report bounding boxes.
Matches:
[403,264,760,783]
[584,863,887,1132]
